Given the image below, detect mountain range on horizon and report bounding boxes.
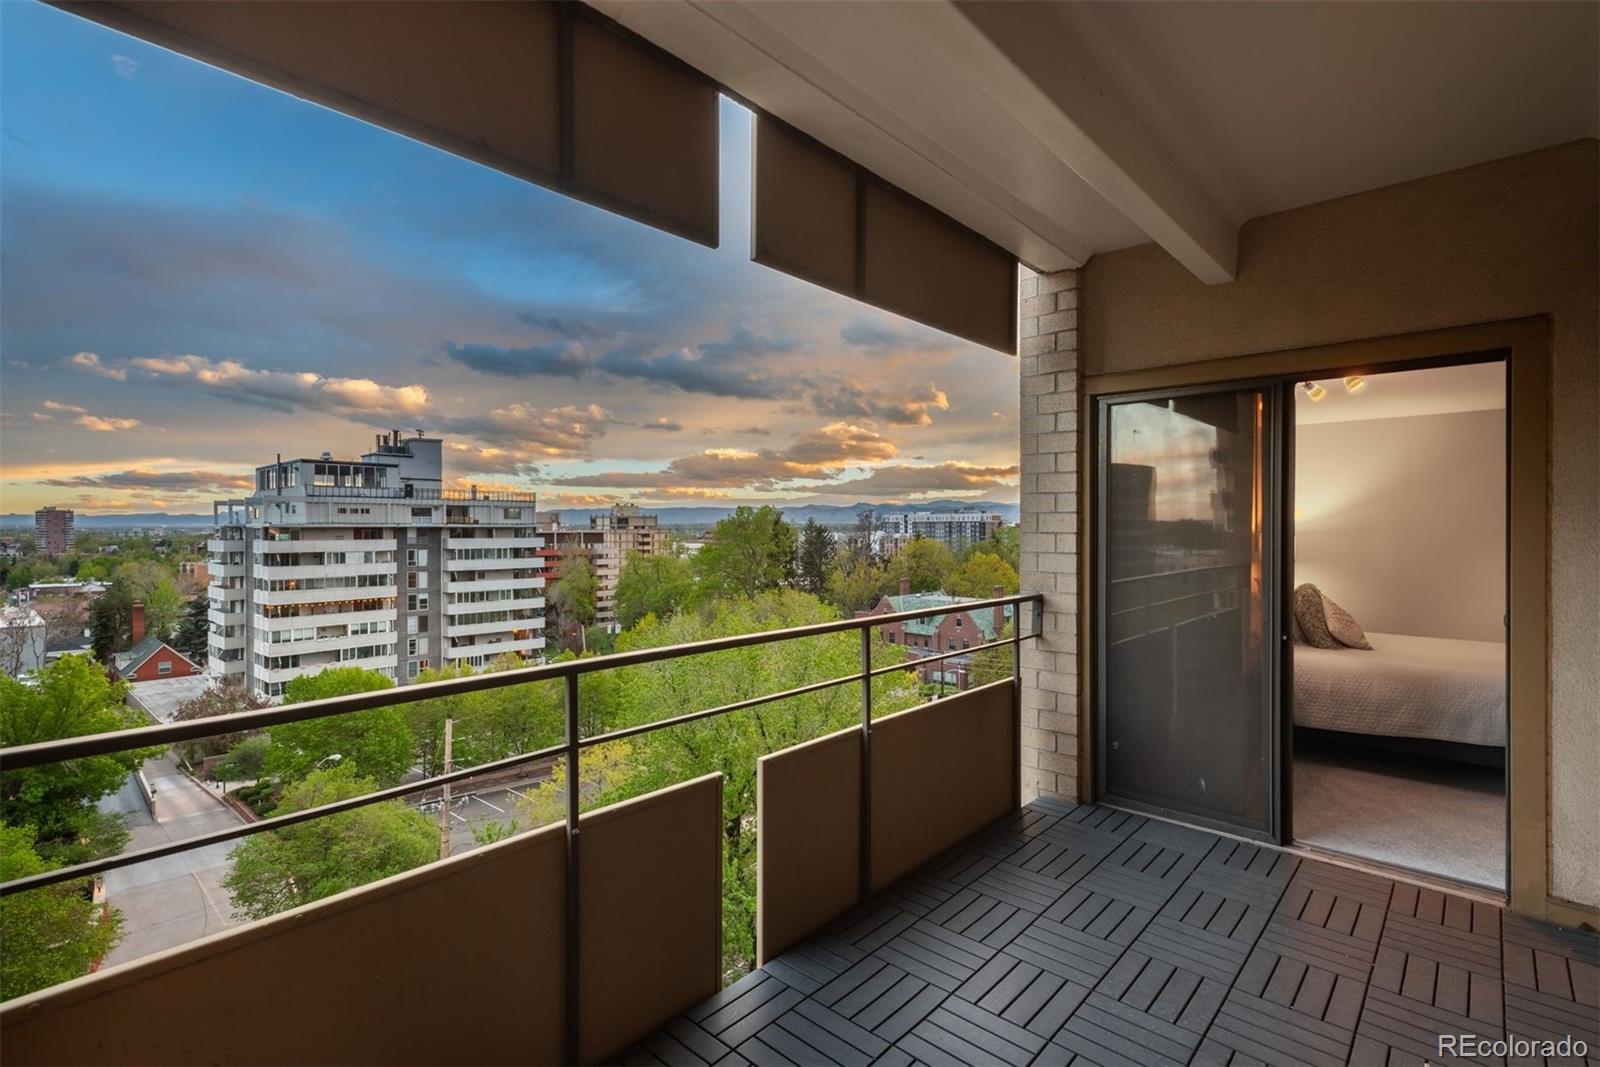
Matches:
[0,499,1020,531]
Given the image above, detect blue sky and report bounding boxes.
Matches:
[0,1,1018,514]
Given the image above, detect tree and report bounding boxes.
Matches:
[795,520,837,596]
[172,685,270,766]
[1,823,121,1001]
[548,554,598,653]
[824,553,890,614]
[34,597,87,653]
[142,577,184,642]
[694,506,797,599]
[212,736,270,786]
[945,551,1021,598]
[223,766,436,920]
[88,588,130,661]
[0,656,152,862]
[172,594,210,663]
[266,668,414,787]
[886,537,957,594]
[964,525,1020,574]
[615,551,694,629]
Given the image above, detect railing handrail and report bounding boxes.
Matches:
[0,594,1040,772]
[1,591,1043,1062]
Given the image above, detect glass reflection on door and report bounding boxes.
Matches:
[1098,387,1277,835]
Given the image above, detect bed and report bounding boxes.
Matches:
[1293,632,1506,748]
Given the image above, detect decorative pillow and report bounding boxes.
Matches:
[1289,607,1305,644]
[1321,591,1372,650]
[1292,583,1341,649]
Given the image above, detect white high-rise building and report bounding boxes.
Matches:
[208,432,545,699]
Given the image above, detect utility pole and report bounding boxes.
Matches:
[439,717,454,860]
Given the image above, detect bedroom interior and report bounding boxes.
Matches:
[1289,360,1508,890]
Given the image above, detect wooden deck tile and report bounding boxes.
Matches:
[631,802,1600,1067]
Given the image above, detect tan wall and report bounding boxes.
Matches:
[755,681,1017,957]
[580,774,724,1063]
[1296,409,1507,643]
[870,680,1016,890]
[2,775,727,1066]
[756,727,861,964]
[1,824,570,1066]
[1081,140,1598,908]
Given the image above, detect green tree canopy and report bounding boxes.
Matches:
[886,537,958,594]
[266,668,414,787]
[223,766,436,920]
[0,656,151,860]
[693,506,796,599]
[795,520,837,597]
[141,577,184,642]
[963,525,1020,573]
[172,594,210,663]
[1,823,120,1001]
[946,551,1021,598]
[823,553,891,614]
[614,550,694,629]
[172,685,270,765]
[212,735,270,785]
[548,553,598,653]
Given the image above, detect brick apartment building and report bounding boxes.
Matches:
[34,507,75,557]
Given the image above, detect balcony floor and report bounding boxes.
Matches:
[624,799,1598,1067]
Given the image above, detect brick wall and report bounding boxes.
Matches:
[1017,267,1081,801]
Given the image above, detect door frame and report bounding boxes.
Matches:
[1078,317,1557,921]
[1090,378,1288,842]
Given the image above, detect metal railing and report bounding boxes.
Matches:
[0,592,1044,1058]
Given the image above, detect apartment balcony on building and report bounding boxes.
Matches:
[1,3,1596,1066]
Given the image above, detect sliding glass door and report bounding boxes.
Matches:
[1095,385,1282,837]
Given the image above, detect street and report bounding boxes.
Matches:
[98,755,244,967]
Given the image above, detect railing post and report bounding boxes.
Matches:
[1012,600,1024,810]
[859,626,873,903]
[563,671,581,1065]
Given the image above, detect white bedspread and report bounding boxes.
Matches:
[1293,632,1506,747]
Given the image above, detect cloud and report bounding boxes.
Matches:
[543,493,624,509]
[76,414,142,432]
[32,400,141,432]
[840,316,962,353]
[640,487,734,500]
[67,351,127,380]
[808,381,950,426]
[552,421,897,491]
[43,468,253,491]
[109,54,141,80]
[796,462,1020,498]
[442,339,591,379]
[431,402,610,458]
[117,353,430,418]
[638,417,683,432]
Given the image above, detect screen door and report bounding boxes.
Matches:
[1095,385,1282,836]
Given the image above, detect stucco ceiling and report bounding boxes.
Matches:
[598,0,1599,282]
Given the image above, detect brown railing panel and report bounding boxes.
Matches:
[755,727,862,964]
[579,774,723,1064]
[871,680,1016,891]
[0,824,568,1066]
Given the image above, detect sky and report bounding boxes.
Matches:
[0,2,1020,516]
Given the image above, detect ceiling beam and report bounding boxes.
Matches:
[943,1,1238,283]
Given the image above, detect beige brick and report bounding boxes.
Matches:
[1037,310,1075,334]
[1037,271,1076,294]
[1034,749,1077,775]
[1019,333,1059,358]
[1018,273,1039,300]
[1020,293,1057,318]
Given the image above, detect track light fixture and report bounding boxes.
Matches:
[1299,381,1327,402]
[1343,375,1367,393]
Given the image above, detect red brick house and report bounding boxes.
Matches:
[862,579,1012,691]
[112,602,204,683]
